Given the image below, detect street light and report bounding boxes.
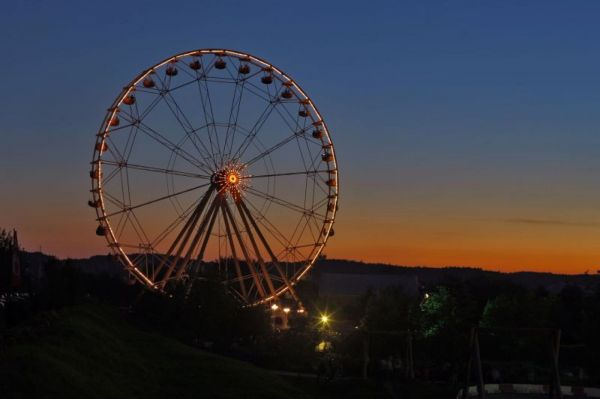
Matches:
[271,303,279,311]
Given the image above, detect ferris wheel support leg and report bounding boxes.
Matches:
[178,195,220,282]
[162,195,220,288]
[222,200,268,301]
[237,199,302,305]
[221,205,249,301]
[152,202,202,282]
[154,186,214,286]
[182,199,220,297]
[235,201,278,299]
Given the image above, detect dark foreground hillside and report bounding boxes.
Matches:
[0,305,312,399]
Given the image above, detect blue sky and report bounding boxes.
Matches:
[2,1,600,273]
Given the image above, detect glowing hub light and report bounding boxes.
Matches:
[227,172,239,185]
[271,303,279,311]
[212,162,247,199]
[320,314,330,324]
[283,307,291,314]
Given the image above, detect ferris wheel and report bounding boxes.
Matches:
[89,49,338,308]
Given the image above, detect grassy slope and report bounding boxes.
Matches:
[0,305,312,399]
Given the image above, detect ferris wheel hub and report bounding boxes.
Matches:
[211,162,247,198]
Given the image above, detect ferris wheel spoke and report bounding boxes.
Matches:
[164,88,220,164]
[242,197,302,257]
[153,68,174,92]
[278,96,303,138]
[244,187,326,219]
[237,83,273,103]
[104,135,127,164]
[160,91,218,168]
[117,211,145,246]
[113,210,128,238]
[101,159,211,180]
[294,133,311,175]
[100,190,126,210]
[163,75,201,92]
[243,126,313,167]
[134,87,161,96]
[222,74,246,164]
[245,170,331,179]
[302,210,321,244]
[221,56,243,82]
[221,199,268,300]
[104,182,211,219]
[193,85,219,163]
[243,74,287,102]
[290,214,313,251]
[122,124,142,163]
[308,141,325,171]
[279,97,307,131]
[98,163,122,187]
[151,197,202,249]
[234,89,290,161]
[127,208,152,246]
[230,100,278,161]
[195,59,222,163]
[138,93,165,121]
[133,119,213,174]
[117,109,207,171]
[238,80,275,103]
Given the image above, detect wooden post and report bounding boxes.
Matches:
[406,332,415,380]
[462,328,475,399]
[549,329,562,399]
[362,332,370,380]
[473,328,486,399]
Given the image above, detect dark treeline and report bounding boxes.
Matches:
[328,275,600,386]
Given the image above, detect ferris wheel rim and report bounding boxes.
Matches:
[90,48,339,306]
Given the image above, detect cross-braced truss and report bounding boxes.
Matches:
[90,49,338,306]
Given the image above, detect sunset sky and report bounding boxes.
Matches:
[2,1,600,274]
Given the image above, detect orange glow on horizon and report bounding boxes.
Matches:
[16,220,599,276]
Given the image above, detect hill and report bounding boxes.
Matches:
[0,305,312,399]
[18,252,600,297]
[313,259,599,296]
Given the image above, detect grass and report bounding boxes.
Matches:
[0,305,313,399]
